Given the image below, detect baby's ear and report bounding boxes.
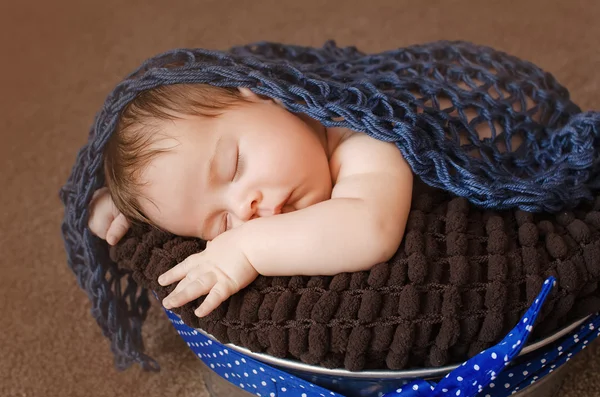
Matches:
[237,87,282,105]
[237,87,262,100]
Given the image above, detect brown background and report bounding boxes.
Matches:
[2,1,600,396]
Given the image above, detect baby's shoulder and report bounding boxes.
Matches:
[327,127,404,182]
[326,125,352,147]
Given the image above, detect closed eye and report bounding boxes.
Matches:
[233,148,244,181]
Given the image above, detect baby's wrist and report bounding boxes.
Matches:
[233,218,268,274]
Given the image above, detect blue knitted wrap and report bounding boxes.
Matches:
[59,40,600,371]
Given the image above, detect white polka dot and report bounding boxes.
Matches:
[413,385,418,391]
[544,279,549,285]
[523,317,528,323]
[235,360,240,365]
[442,388,448,392]
[396,389,402,393]
[224,349,229,354]
[260,367,265,372]
[210,364,215,369]
[241,358,246,363]
[253,370,258,374]
[457,376,463,381]
[541,359,546,364]
[474,364,480,370]
[270,393,275,397]
[279,376,285,380]
[271,378,277,383]
[505,383,510,388]
[491,352,497,359]
[523,371,528,376]
[456,391,461,396]
[504,355,509,362]
[262,381,267,386]
[257,393,261,397]
[213,353,217,357]
[302,394,307,397]
[281,387,287,392]
[225,374,229,378]
[244,372,249,377]
[240,384,245,388]
[490,383,495,388]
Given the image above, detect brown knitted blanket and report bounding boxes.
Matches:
[110,185,600,371]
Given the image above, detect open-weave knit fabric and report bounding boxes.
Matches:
[59,40,600,371]
[110,185,600,371]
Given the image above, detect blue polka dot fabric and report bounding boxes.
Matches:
[165,277,600,397]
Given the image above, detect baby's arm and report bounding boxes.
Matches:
[159,132,413,317]
[241,131,413,276]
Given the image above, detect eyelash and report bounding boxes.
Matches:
[216,148,243,237]
[233,150,244,181]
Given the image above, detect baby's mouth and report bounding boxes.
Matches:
[276,190,294,214]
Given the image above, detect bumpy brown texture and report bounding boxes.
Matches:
[110,186,600,371]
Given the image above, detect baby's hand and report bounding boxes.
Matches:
[158,229,259,317]
[88,187,131,245]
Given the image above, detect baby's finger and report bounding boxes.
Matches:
[194,278,236,317]
[169,270,201,296]
[106,213,130,245]
[162,272,216,309]
[158,254,199,286]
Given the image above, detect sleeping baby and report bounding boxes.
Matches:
[88,82,524,318]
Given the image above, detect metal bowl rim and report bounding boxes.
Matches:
[192,315,589,380]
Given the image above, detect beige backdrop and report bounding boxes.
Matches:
[2,1,600,396]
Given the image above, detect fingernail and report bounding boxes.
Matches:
[158,275,166,285]
[163,298,172,308]
[194,307,206,317]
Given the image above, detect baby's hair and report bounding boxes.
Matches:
[103,83,254,226]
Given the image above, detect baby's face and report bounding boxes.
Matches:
[139,90,333,240]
